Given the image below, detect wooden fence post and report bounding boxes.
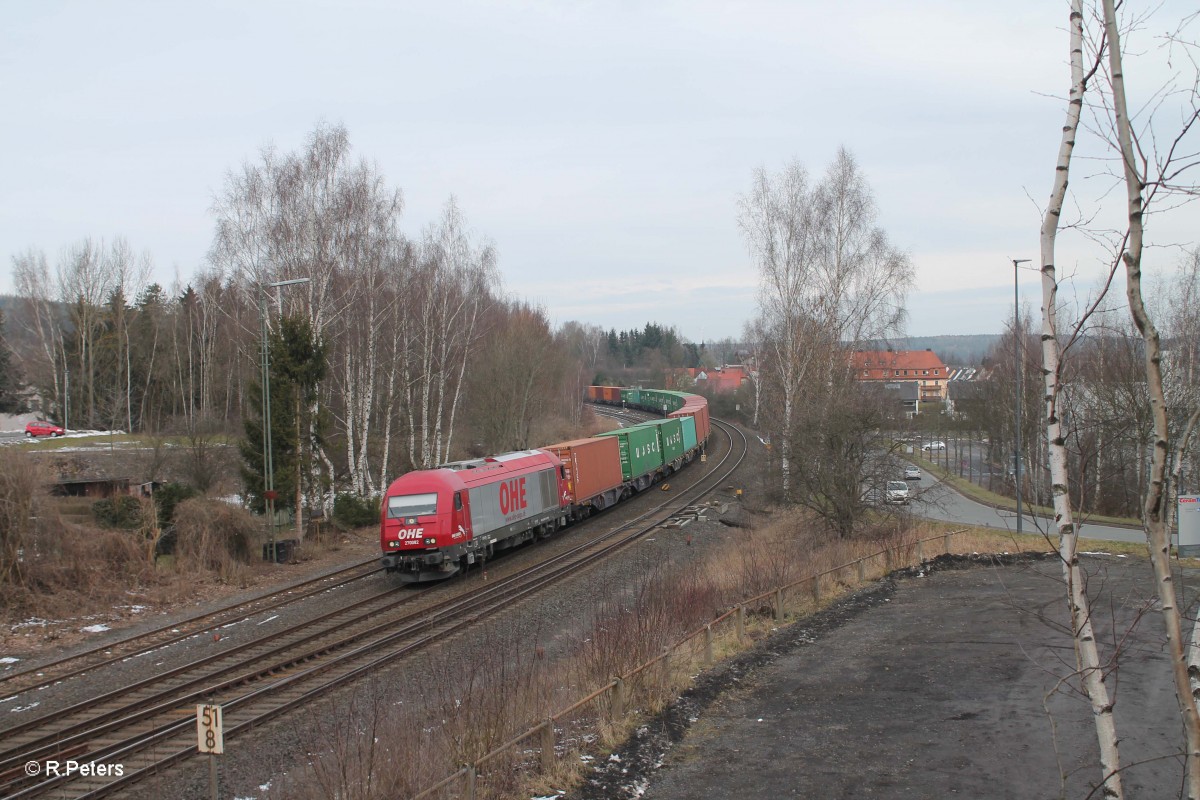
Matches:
[465,765,476,800]
[611,677,625,721]
[540,719,555,771]
[704,624,713,666]
[915,538,924,564]
[944,532,951,553]
[811,574,821,604]
[857,558,866,582]
[773,588,783,620]
[736,605,746,643]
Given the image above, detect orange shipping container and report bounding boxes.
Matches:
[543,436,624,506]
[601,386,622,404]
[586,385,604,402]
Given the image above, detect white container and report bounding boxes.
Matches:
[1178,495,1200,558]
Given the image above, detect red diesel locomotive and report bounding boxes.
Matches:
[380,387,708,582]
[380,449,568,582]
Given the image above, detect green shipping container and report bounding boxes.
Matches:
[678,415,697,453]
[596,425,663,481]
[638,389,686,414]
[634,418,685,464]
[622,387,641,405]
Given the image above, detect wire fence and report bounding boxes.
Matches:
[413,527,969,800]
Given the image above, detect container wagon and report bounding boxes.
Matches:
[543,436,626,518]
[595,425,665,492]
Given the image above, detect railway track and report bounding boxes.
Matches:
[0,557,383,696]
[2,416,746,799]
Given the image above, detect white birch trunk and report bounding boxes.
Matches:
[1102,2,1200,794]
[1039,6,1123,794]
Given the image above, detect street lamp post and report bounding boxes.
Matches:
[1011,258,1031,534]
[260,277,309,561]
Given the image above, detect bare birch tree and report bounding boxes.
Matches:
[1036,2,1125,795]
[12,249,65,419]
[740,150,912,507]
[1099,1,1200,792]
[404,198,496,468]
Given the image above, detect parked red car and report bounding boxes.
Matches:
[25,420,65,438]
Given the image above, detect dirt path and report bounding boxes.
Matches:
[575,553,1188,799]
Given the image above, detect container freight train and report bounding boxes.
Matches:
[379,387,709,582]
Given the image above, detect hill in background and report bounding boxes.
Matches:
[862,335,1000,366]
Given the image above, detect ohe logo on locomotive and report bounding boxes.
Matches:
[498,477,528,515]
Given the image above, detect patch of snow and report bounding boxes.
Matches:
[220,619,247,629]
[0,657,19,664]
[258,781,272,791]
[81,624,110,633]
[256,615,280,626]
[13,618,50,629]
[608,753,621,762]
[9,701,40,713]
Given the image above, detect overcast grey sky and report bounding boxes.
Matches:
[3,1,1197,342]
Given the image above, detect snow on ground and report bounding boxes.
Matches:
[80,624,111,634]
[0,429,125,446]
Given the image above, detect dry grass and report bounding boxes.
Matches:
[172,498,261,586]
[0,447,270,625]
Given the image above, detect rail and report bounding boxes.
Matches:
[412,526,971,799]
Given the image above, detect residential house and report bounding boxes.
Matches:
[685,365,751,394]
[851,349,950,405]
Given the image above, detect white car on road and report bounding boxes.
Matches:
[886,481,911,505]
[921,441,946,451]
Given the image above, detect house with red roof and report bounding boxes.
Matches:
[670,365,752,394]
[850,349,949,405]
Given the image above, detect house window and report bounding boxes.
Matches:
[894,370,900,376]
[922,370,928,375]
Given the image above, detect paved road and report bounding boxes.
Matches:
[906,467,1145,544]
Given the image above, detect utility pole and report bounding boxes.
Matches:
[1012,258,1031,533]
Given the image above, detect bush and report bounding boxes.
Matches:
[93,495,144,528]
[155,482,199,525]
[173,498,259,583]
[333,493,380,529]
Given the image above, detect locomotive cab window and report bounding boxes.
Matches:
[387,493,438,518]
[454,492,463,511]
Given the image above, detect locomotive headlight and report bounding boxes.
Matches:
[424,537,437,545]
